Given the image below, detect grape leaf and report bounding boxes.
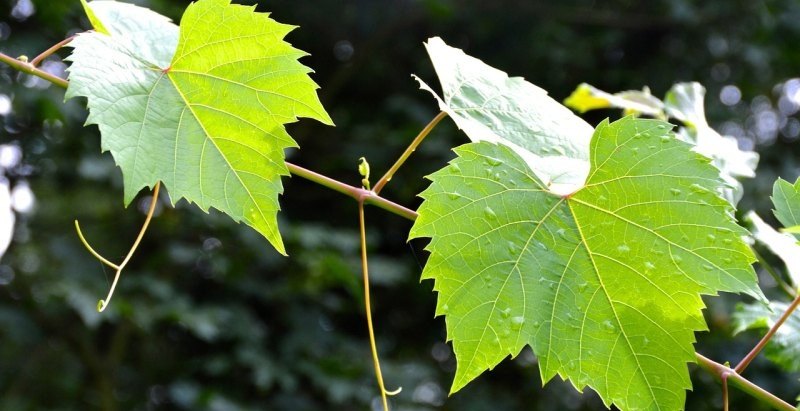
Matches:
[79,0,109,35]
[564,81,758,205]
[733,301,800,372]
[773,177,800,239]
[410,116,764,411]
[746,212,800,287]
[413,37,594,196]
[66,0,332,254]
[564,83,665,118]
[79,0,179,64]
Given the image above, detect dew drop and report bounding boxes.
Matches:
[598,195,608,203]
[552,146,566,155]
[602,320,616,333]
[723,257,733,264]
[703,264,714,271]
[507,241,518,254]
[532,320,541,329]
[660,134,670,142]
[617,244,631,253]
[648,145,657,150]
[484,206,497,219]
[536,241,548,251]
[441,304,449,314]
[657,124,668,130]
[669,188,681,196]
[485,157,503,167]
[448,192,462,200]
[707,234,716,242]
[508,179,518,186]
[644,261,655,271]
[501,307,512,319]
[568,361,577,371]
[673,255,683,265]
[653,249,665,256]
[578,282,588,291]
[556,228,568,239]
[511,316,525,330]
[723,238,733,245]
[493,172,502,180]
[690,183,705,193]
[632,147,640,155]
[493,337,501,346]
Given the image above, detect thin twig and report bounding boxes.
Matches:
[735,291,800,374]
[74,220,120,270]
[79,182,161,312]
[30,35,76,67]
[372,111,447,195]
[359,201,401,411]
[0,52,68,88]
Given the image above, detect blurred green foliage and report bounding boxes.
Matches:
[0,0,798,410]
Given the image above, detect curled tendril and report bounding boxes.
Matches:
[75,182,161,312]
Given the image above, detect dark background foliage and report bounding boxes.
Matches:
[0,0,799,410]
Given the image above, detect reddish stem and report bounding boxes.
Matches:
[31,35,75,67]
[735,292,800,374]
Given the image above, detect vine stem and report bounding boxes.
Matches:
[31,35,75,66]
[2,43,795,411]
[695,353,794,411]
[734,290,800,374]
[372,111,447,195]
[0,52,68,88]
[359,201,401,411]
[286,162,417,221]
[77,182,161,312]
[721,371,729,411]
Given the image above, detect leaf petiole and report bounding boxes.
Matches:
[372,111,447,195]
[734,291,800,374]
[30,35,75,67]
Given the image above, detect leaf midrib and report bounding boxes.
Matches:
[165,72,280,247]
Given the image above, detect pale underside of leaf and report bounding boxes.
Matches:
[67,0,332,254]
[411,117,762,411]
[414,36,594,196]
[746,211,800,287]
[773,177,800,240]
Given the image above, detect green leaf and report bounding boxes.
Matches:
[66,0,332,254]
[80,0,179,64]
[411,116,763,410]
[773,177,800,239]
[746,212,800,287]
[564,83,665,118]
[414,36,593,195]
[79,0,109,35]
[733,301,800,372]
